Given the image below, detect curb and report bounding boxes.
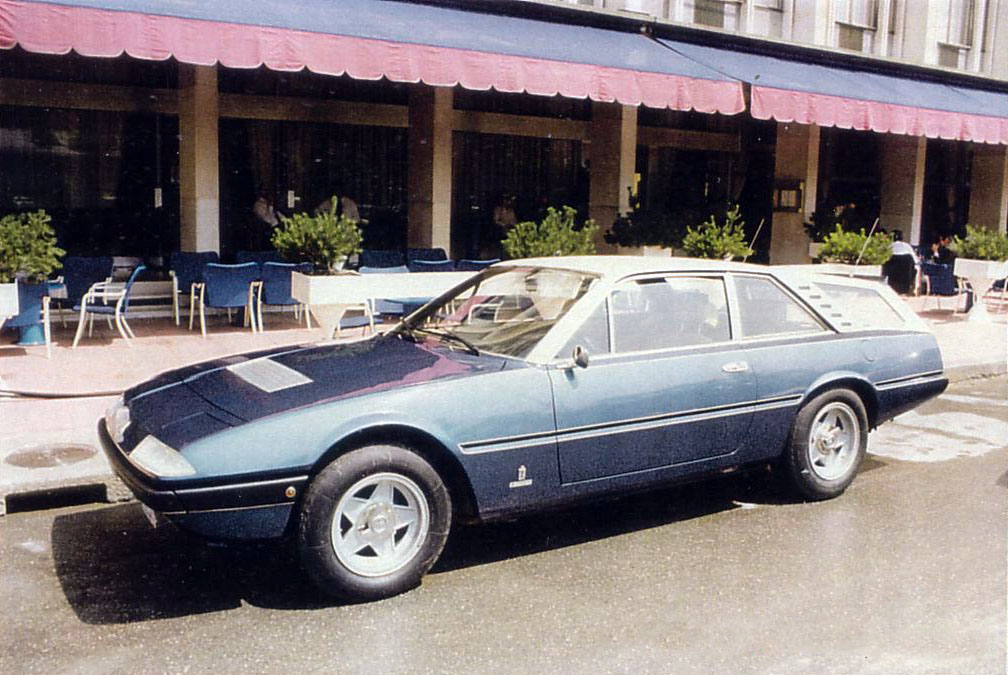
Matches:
[0,363,1004,515]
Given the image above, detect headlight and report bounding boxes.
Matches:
[105,396,131,444]
[130,435,196,477]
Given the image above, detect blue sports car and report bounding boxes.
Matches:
[99,257,947,601]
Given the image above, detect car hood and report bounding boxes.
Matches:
[124,335,501,442]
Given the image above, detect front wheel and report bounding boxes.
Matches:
[298,444,451,602]
[782,389,868,501]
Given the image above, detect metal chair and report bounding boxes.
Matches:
[920,261,968,312]
[359,249,405,268]
[192,262,261,337]
[408,259,455,273]
[72,264,146,348]
[169,251,219,326]
[406,247,448,265]
[236,250,284,265]
[255,261,312,331]
[50,256,113,326]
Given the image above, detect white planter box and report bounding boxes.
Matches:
[808,242,824,259]
[616,245,672,257]
[0,282,18,321]
[953,257,1008,322]
[291,270,475,336]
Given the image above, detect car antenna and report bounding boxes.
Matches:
[741,218,765,264]
[852,217,881,276]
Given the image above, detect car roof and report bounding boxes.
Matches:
[497,255,773,281]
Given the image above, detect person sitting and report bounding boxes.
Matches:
[930,234,955,264]
[884,229,918,295]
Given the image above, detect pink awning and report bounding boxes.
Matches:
[0,0,745,115]
[752,86,1007,145]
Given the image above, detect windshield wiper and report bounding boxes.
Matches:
[410,326,480,356]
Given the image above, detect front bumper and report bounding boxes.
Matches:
[97,420,307,540]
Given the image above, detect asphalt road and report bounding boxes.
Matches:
[1,377,1005,675]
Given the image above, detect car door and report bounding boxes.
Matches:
[548,274,757,485]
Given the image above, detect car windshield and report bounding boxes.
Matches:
[398,266,599,359]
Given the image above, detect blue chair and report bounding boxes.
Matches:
[255,261,312,330]
[71,264,146,348]
[169,251,219,326]
[406,247,448,265]
[236,250,283,266]
[193,262,261,337]
[359,249,405,268]
[51,256,113,326]
[408,259,455,273]
[3,280,52,357]
[456,258,500,272]
[920,261,967,312]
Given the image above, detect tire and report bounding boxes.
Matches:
[298,444,451,602]
[782,388,868,501]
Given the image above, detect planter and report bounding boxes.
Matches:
[616,245,673,257]
[5,281,48,345]
[808,242,825,259]
[953,257,1008,323]
[292,270,475,337]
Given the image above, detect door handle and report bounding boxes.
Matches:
[721,361,750,373]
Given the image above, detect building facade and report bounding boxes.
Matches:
[1,0,1005,268]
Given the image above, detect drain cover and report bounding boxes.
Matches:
[5,443,97,468]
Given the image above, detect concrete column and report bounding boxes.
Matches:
[587,102,637,252]
[407,86,453,251]
[969,144,1008,234]
[178,65,220,253]
[880,135,927,245]
[769,123,819,265]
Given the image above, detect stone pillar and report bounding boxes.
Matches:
[880,135,927,245]
[969,144,1008,234]
[178,65,220,253]
[407,86,453,252]
[769,123,819,264]
[587,102,637,252]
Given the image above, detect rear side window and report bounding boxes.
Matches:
[733,276,825,338]
[610,276,730,353]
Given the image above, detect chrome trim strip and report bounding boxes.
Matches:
[458,394,802,455]
[876,372,946,390]
[174,475,309,496]
[163,502,296,516]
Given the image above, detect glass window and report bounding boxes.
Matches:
[733,276,825,338]
[810,282,906,330]
[610,277,730,353]
[686,0,743,30]
[402,266,598,359]
[559,299,611,358]
[945,0,975,45]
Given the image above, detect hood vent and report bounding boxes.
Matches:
[227,358,313,393]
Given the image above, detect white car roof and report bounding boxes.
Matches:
[498,255,770,280]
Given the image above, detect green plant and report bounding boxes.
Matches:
[949,225,1008,261]
[817,225,892,265]
[271,196,363,274]
[501,206,597,258]
[681,205,753,260]
[604,209,684,248]
[0,209,65,283]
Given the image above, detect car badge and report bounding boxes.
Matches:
[508,464,533,489]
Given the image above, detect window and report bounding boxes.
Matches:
[750,0,786,38]
[834,0,879,52]
[610,277,730,353]
[685,0,743,30]
[938,0,977,68]
[733,276,825,338]
[559,300,611,357]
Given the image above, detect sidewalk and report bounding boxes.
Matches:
[1,302,1005,514]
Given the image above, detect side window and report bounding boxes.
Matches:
[610,277,730,353]
[733,275,825,338]
[559,300,610,357]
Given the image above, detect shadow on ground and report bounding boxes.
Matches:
[50,467,809,624]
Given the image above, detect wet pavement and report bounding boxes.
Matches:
[1,376,1004,674]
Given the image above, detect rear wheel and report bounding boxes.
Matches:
[298,444,451,602]
[783,389,867,501]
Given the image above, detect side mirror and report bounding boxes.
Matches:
[572,345,589,369]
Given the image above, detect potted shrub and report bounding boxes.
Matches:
[0,209,65,345]
[502,205,598,258]
[949,225,1008,321]
[276,197,365,333]
[604,208,683,256]
[813,224,890,277]
[681,205,753,260]
[271,196,363,274]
